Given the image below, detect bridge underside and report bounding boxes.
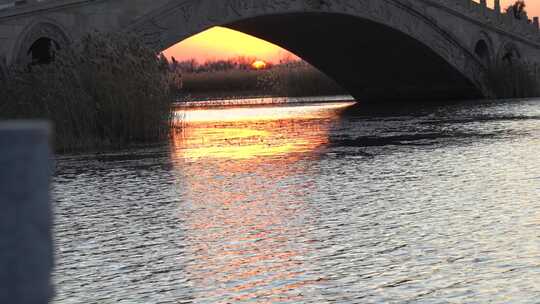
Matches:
[227,13,482,102]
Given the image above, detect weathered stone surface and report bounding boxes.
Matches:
[0,0,539,101]
[0,121,53,304]
[0,56,6,79]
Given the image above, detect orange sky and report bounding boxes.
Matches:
[164,27,295,63]
[500,0,540,15]
[164,0,540,64]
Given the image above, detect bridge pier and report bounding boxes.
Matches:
[0,121,53,304]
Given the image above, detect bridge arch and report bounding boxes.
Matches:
[129,0,489,101]
[472,31,494,66]
[498,42,522,65]
[14,19,71,66]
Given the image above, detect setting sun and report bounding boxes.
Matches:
[251,60,267,70]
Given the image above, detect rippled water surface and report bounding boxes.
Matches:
[53,98,540,303]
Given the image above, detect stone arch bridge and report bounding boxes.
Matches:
[1,0,540,101]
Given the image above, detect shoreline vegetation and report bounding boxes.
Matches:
[1,29,540,152]
[171,57,347,101]
[172,55,540,101]
[0,33,174,152]
[487,0,540,98]
[486,60,540,98]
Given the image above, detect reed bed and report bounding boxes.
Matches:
[0,32,174,152]
[486,60,540,98]
[180,63,346,99]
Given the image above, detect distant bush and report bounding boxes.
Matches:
[486,59,540,98]
[179,60,346,99]
[0,32,174,152]
[182,69,262,97]
[259,64,345,97]
[505,0,527,20]
[171,56,261,74]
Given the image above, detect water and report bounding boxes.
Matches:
[53,98,540,303]
[173,95,353,108]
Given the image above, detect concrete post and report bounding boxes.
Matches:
[534,17,539,31]
[0,121,53,304]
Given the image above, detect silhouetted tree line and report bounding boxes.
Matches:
[506,0,527,20]
[170,56,273,74]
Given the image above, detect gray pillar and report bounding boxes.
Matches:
[0,121,53,304]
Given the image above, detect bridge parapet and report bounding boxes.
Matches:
[2,0,539,45]
[433,0,540,43]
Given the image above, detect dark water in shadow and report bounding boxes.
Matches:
[53,98,540,303]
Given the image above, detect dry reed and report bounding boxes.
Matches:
[179,63,346,99]
[0,32,174,152]
[486,60,540,98]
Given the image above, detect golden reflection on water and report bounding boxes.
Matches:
[171,102,354,302]
[173,102,355,160]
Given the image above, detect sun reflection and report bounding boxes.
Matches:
[171,101,354,302]
[179,102,356,123]
[172,102,355,160]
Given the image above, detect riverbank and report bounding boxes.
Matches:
[0,33,174,152]
[178,62,347,100]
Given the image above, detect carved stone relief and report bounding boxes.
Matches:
[16,21,71,64]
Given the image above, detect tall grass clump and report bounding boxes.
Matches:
[182,69,263,98]
[0,32,174,152]
[178,59,347,99]
[257,64,345,97]
[486,60,540,98]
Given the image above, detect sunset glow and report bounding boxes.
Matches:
[500,0,540,15]
[164,27,298,64]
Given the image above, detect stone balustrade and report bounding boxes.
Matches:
[3,0,537,42]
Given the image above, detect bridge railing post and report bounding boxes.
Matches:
[494,0,501,14]
[479,0,487,19]
[0,121,54,304]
